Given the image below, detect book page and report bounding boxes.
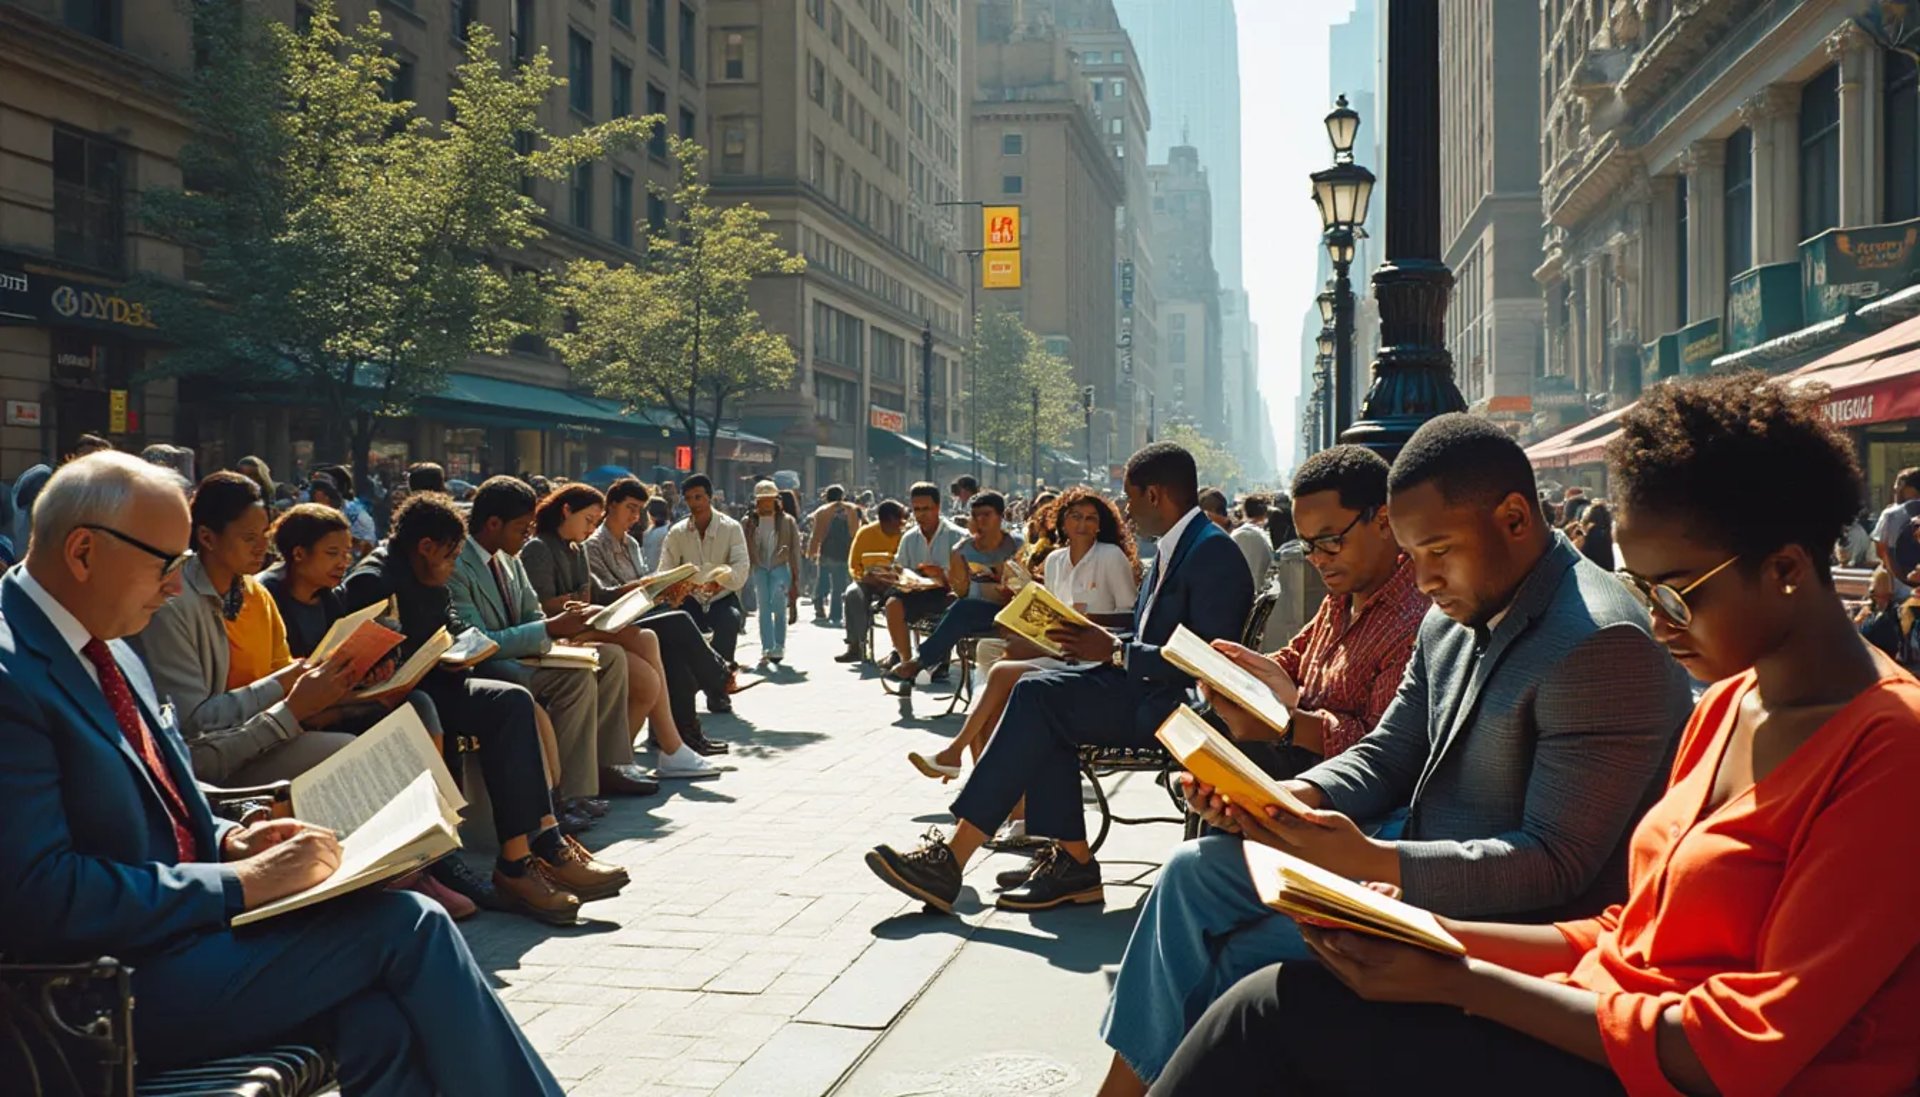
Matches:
[233,772,458,927]
[309,597,391,664]
[1161,625,1294,735]
[290,702,465,836]
[992,582,1097,657]
[349,628,453,701]
[1242,842,1465,956]
[1155,706,1312,819]
[698,564,734,586]
[329,621,406,680]
[640,563,698,591]
[522,643,602,669]
[589,583,656,633]
[440,628,499,668]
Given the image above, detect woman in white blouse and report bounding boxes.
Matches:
[909,489,1140,793]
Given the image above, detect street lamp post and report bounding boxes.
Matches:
[1030,385,1040,490]
[1310,94,1374,440]
[1081,386,1095,486]
[1343,0,1465,456]
[1314,329,1336,451]
[1146,390,1156,443]
[936,199,987,482]
[920,322,935,483]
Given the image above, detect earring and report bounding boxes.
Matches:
[1783,584,1797,596]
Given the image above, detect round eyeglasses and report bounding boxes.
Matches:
[1615,556,1739,629]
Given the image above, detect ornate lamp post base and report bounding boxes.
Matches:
[1342,257,1464,455]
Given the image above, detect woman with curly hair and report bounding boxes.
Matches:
[1149,372,1920,1097]
[908,489,1139,821]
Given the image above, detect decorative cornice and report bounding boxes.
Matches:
[1825,19,1871,61]
[1736,84,1798,126]
[1679,139,1726,172]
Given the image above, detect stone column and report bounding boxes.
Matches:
[1583,258,1607,395]
[1642,174,1681,337]
[1739,85,1801,264]
[1831,21,1874,226]
[1682,140,1727,324]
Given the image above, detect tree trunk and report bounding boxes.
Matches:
[703,390,727,483]
[349,411,377,499]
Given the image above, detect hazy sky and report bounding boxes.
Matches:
[1236,0,1350,474]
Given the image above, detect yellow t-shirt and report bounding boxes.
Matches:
[224,573,294,690]
[846,520,905,575]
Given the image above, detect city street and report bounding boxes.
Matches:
[462,609,1182,1097]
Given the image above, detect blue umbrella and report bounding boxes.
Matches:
[581,465,633,489]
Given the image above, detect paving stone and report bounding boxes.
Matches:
[708,1023,875,1097]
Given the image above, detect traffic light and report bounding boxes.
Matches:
[674,445,693,472]
[1082,386,1095,421]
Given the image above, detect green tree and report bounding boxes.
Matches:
[141,0,653,487]
[1160,419,1241,489]
[555,137,806,473]
[969,309,1078,484]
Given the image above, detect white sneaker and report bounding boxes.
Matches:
[657,746,726,779]
[995,819,1028,843]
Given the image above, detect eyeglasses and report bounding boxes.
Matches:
[1615,556,1738,629]
[81,524,189,579]
[1300,509,1373,558]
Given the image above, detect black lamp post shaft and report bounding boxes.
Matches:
[1333,271,1355,437]
[920,322,935,484]
[1030,386,1040,490]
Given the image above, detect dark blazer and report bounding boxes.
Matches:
[0,571,244,962]
[1116,511,1255,729]
[1300,535,1692,919]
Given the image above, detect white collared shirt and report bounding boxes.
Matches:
[16,565,100,686]
[660,510,750,604]
[1140,506,1203,629]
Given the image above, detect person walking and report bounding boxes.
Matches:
[743,480,801,665]
[808,485,861,625]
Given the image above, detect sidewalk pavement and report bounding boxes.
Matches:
[456,607,1182,1097]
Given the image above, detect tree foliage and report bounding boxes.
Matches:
[968,308,1078,483]
[555,137,806,473]
[141,0,652,484]
[1160,419,1241,489]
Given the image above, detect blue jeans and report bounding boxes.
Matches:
[1099,812,1408,1084]
[911,597,1002,670]
[814,558,848,622]
[752,567,792,654]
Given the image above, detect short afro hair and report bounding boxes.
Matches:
[1293,445,1390,513]
[391,492,466,551]
[1124,442,1199,506]
[1607,371,1861,585]
[1388,414,1536,509]
[469,475,537,531]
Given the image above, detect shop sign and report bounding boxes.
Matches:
[1531,375,1586,408]
[0,268,30,322]
[1484,394,1533,421]
[1119,259,1135,307]
[983,251,1021,290]
[869,405,905,432]
[1822,393,1879,426]
[1641,332,1679,389]
[1679,318,1722,374]
[5,400,41,427]
[0,258,160,335]
[983,206,1021,250]
[1801,218,1920,324]
[108,389,128,433]
[1726,262,1804,352]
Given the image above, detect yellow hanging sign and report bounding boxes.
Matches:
[983,251,1022,289]
[983,206,1021,250]
[109,389,128,434]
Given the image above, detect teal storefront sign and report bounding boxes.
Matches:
[1801,218,1920,324]
[1726,262,1804,352]
[1641,332,1678,389]
[1679,318,1722,375]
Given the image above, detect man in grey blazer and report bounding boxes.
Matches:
[1098,415,1693,1092]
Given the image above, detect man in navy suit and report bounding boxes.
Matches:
[0,452,561,1096]
[866,443,1254,912]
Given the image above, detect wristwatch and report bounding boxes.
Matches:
[1108,639,1126,669]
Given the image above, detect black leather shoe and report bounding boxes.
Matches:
[994,848,1050,891]
[558,808,595,837]
[994,846,1103,911]
[683,728,732,755]
[864,830,962,914]
[707,691,734,715]
[431,856,510,912]
[833,647,864,663]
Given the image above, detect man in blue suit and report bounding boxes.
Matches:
[866,443,1254,912]
[0,452,560,1096]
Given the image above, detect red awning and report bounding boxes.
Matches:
[1785,312,1920,427]
[1523,404,1634,469]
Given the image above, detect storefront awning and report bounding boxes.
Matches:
[1523,405,1635,470]
[1784,310,1920,428]
[868,426,929,457]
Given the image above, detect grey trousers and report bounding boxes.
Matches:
[529,643,631,799]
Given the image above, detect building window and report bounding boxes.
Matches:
[1675,174,1689,321]
[647,194,667,232]
[1002,133,1023,155]
[813,374,855,422]
[514,130,535,197]
[611,58,633,117]
[871,328,907,383]
[388,57,416,104]
[1003,175,1024,194]
[295,2,314,33]
[613,0,633,28]
[63,0,117,43]
[680,106,697,140]
[511,0,535,64]
[568,31,593,117]
[680,3,698,75]
[724,32,747,81]
[570,164,592,231]
[648,0,668,55]
[1887,49,1919,222]
[1800,65,1841,239]
[612,169,634,248]
[453,0,477,40]
[811,301,864,369]
[809,55,826,104]
[721,123,748,174]
[1724,127,1753,276]
[53,128,124,272]
[1109,117,1124,135]
[647,85,669,156]
[811,139,827,188]
[1111,78,1125,98]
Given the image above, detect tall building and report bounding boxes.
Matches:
[0,0,716,484]
[966,0,1124,476]
[1440,0,1544,436]
[1111,0,1241,291]
[1149,145,1223,437]
[706,0,969,498]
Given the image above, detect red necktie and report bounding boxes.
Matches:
[489,557,516,618]
[81,638,198,862]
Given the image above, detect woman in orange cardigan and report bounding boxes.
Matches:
[1152,373,1920,1096]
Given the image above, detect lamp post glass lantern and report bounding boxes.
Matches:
[1325,93,1361,161]
[1310,97,1374,446]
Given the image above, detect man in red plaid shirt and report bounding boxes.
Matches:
[1205,445,1426,763]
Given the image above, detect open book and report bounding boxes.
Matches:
[521,642,602,670]
[350,627,453,701]
[893,569,943,592]
[232,705,464,926]
[588,583,658,633]
[1002,558,1032,593]
[993,581,1098,658]
[1160,625,1293,737]
[439,628,499,669]
[308,597,403,680]
[859,551,897,572]
[638,563,698,592]
[1154,706,1313,820]
[1243,841,1466,956]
